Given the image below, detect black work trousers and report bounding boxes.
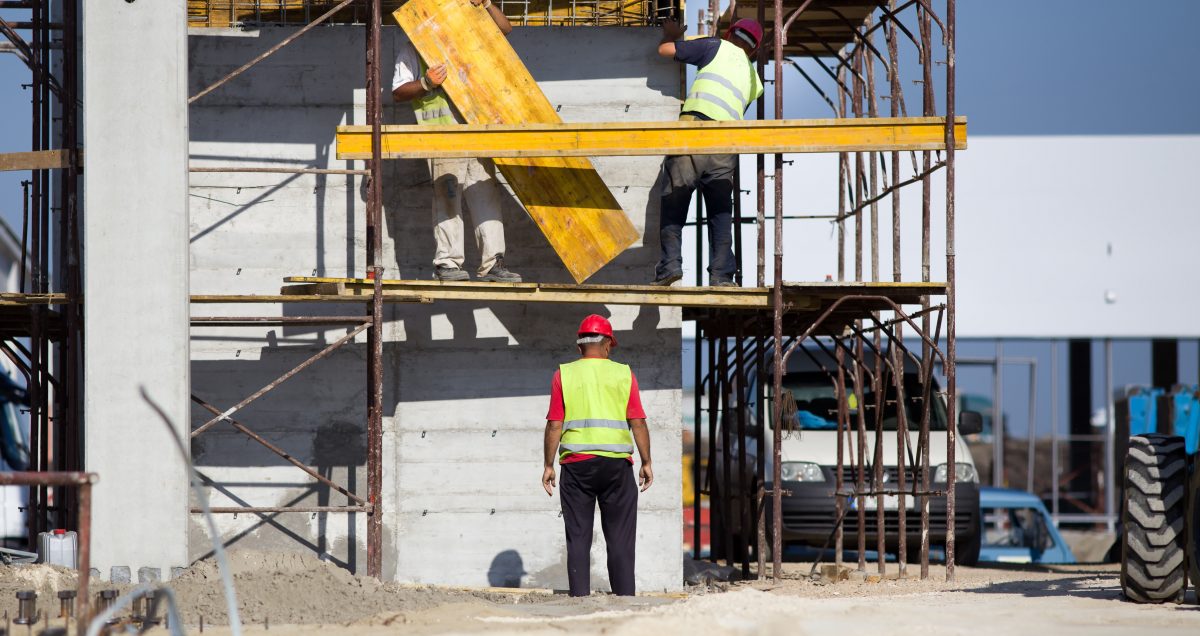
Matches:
[559,456,638,596]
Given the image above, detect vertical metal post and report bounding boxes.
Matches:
[894,341,908,577]
[1104,338,1115,531]
[365,0,385,579]
[770,0,785,583]
[755,0,766,287]
[865,18,879,284]
[836,67,847,282]
[834,345,847,571]
[944,0,958,582]
[736,322,750,577]
[1051,341,1060,521]
[75,481,91,636]
[917,1,933,581]
[695,191,705,287]
[873,334,885,575]
[692,326,703,560]
[1027,360,1037,493]
[887,0,901,283]
[706,336,718,558]
[854,336,867,572]
[755,327,767,576]
[852,49,863,283]
[719,337,734,567]
[993,341,1003,487]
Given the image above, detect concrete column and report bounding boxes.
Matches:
[83,1,190,579]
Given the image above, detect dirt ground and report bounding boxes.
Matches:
[2,552,1199,635]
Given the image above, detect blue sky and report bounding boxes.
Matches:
[1,0,1198,227]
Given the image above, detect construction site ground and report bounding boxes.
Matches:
[3,551,1199,634]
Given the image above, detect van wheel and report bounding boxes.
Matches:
[1121,434,1187,604]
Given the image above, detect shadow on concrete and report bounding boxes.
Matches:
[488,550,527,588]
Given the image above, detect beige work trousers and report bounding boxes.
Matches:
[431,157,507,276]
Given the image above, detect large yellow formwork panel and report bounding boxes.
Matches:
[393,0,639,284]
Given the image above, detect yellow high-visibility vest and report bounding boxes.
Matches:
[413,58,457,126]
[559,358,633,461]
[681,40,764,121]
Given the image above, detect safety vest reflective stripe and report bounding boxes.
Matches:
[562,418,629,431]
[684,91,742,121]
[681,40,764,122]
[415,106,455,123]
[561,442,635,453]
[693,71,748,108]
[558,358,633,461]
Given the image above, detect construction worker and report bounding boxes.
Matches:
[542,314,653,596]
[391,0,523,283]
[651,18,764,287]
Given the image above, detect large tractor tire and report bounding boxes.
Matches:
[1121,434,1187,603]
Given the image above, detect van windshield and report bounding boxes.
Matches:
[772,374,948,432]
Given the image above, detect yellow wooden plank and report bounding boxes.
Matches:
[0,149,79,172]
[337,117,968,159]
[393,0,639,284]
[280,276,947,309]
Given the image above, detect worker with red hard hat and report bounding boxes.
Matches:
[542,314,653,596]
[651,17,764,287]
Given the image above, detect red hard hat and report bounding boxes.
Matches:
[727,18,763,49]
[577,314,617,348]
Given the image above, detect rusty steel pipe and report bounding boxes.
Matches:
[768,0,788,585]
[943,0,958,582]
[365,0,387,581]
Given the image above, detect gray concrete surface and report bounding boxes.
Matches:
[187,26,683,591]
[82,1,191,579]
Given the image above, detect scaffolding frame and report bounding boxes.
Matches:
[1,0,962,587]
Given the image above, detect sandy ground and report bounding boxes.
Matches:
[2,553,1199,635]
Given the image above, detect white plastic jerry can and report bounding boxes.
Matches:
[38,529,77,568]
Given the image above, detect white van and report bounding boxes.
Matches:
[711,362,983,565]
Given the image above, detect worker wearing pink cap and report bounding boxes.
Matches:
[652,17,764,287]
[542,314,652,596]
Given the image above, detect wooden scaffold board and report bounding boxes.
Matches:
[392,0,639,284]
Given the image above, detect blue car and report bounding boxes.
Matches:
[979,487,1075,565]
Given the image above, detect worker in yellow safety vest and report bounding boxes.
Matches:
[542,314,653,596]
[391,0,523,283]
[651,17,764,287]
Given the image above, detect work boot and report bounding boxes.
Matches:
[650,271,683,286]
[710,278,738,287]
[479,256,522,283]
[435,265,470,282]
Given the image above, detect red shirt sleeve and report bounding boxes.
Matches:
[626,372,646,419]
[546,369,565,420]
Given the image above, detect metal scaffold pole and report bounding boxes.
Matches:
[943,0,958,583]
[769,0,784,584]
[365,0,386,579]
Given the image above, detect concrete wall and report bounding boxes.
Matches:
[83,2,191,579]
[187,26,683,591]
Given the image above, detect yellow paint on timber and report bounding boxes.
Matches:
[393,0,638,284]
[336,117,968,159]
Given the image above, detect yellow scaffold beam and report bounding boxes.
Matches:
[336,117,967,160]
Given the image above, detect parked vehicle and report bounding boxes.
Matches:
[979,487,1075,565]
[1116,385,1200,603]
[711,362,984,565]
